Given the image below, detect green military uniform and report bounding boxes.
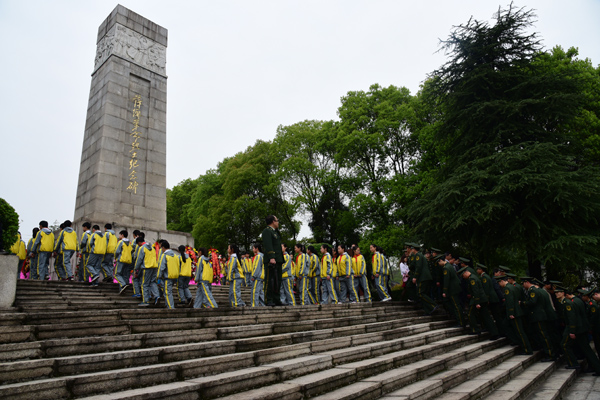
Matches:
[572,296,600,373]
[588,297,600,359]
[442,261,464,326]
[405,244,417,302]
[261,225,283,306]
[523,285,555,360]
[558,296,580,368]
[461,268,498,337]
[502,279,532,354]
[414,251,437,314]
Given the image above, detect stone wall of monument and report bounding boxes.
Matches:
[74,5,168,232]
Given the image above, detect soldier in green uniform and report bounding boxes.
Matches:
[410,244,437,314]
[496,275,532,354]
[476,264,502,329]
[556,287,581,369]
[458,266,499,338]
[430,248,444,301]
[404,242,417,302]
[261,215,284,306]
[440,256,464,327]
[522,277,556,361]
[569,289,600,374]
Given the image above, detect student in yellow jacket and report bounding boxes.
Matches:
[10,232,27,279]
[157,241,179,309]
[53,220,78,280]
[337,244,358,303]
[101,223,117,282]
[114,230,133,294]
[134,236,159,306]
[251,243,265,307]
[78,222,92,282]
[177,245,193,305]
[86,225,106,286]
[27,228,39,279]
[280,244,296,306]
[243,253,253,287]
[352,246,372,303]
[194,247,218,308]
[227,244,246,307]
[307,246,320,304]
[295,244,313,305]
[30,220,54,281]
[371,244,391,301]
[320,244,338,304]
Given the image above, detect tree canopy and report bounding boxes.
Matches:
[167,4,600,283]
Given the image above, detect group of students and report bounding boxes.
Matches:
[224,242,394,308]
[13,220,397,310]
[403,242,600,376]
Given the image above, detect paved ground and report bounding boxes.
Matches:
[564,374,600,400]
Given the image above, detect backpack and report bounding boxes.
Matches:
[106,233,118,253]
[165,254,181,279]
[119,241,133,264]
[92,232,107,255]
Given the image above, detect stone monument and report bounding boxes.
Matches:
[74,5,192,247]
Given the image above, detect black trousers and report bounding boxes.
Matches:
[264,262,283,305]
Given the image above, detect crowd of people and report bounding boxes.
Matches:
[11,218,600,374]
[402,242,600,375]
[10,218,396,310]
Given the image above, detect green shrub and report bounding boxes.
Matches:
[0,198,19,252]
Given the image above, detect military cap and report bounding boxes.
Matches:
[578,288,593,296]
[520,276,535,283]
[506,273,517,278]
[554,286,566,293]
[497,265,511,272]
[495,274,508,281]
[549,280,562,285]
[533,278,544,286]
[404,242,414,247]
[458,257,470,264]
[431,247,441,253]
[476,263,487,270]
[433,254,444,260]
[456,266,468,276]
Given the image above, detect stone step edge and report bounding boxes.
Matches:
[0,308,424,345]
[0,325,463,398]
[522,363,578,400]
[76,329,484,400]
[432,352,547,400]
[309,338,511,400]
[0,320,455,386]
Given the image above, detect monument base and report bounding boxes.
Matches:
[0,254,18,308]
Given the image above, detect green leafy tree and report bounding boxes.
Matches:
[0,198,19,252]
[273,120,356,244]
[188,140,298,252]
[166,178,199,232]
[408,4,600,278]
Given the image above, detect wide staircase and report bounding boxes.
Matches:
[0,280,584,399]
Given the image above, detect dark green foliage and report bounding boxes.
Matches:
[409,4,600,277]
[167,4,600,282]
[0,198,19,251]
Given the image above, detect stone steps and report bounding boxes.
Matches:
[523,367,577,400]
[4,279,585,399]
[0,320,454,398]
[0,316,447,383]
[73,327,474,400]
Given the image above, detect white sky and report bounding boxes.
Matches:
[1,0,599,241]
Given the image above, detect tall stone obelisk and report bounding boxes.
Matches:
[74,5,192,246]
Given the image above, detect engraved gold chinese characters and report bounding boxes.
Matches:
[127,95,142,194]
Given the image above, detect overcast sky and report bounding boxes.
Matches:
[1,0,599,241]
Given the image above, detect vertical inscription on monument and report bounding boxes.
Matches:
[128,95,142,194]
